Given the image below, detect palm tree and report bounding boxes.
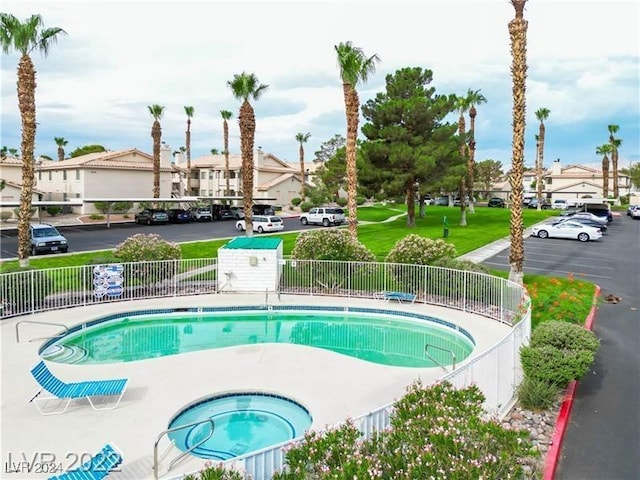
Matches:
[295,132,311,199]
[147,104,165,199]
[507,0,528,285]
[456,94,471,225]
[54,137,68,161]
[596,144,612,198]
[221,110,233,197]
[8,147,20,158]
[184,106,194,195]
[227,72,268,237]
[607,124,620,198]
[534,107,550,211]
[0,13,66,266]
[335,41,380,239]
[210,148,220,155]
[466,89,487,214]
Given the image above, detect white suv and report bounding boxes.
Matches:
[299,207,346,227]
[236,215,284,233]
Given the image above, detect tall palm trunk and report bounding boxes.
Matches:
[17,54,36,266]
[610,136,619,198]
[458,113,467,226]
[223,120,230,196]
[467,106,477,214]
[299,144,306,199]
[57,146,64,162]
[343,83,360,239]
[239,100,255,236]
[602,155,609,198]
[508,0,528,285]
[186,120,191,195]
[151,120,161,199]
[537,122,545,210]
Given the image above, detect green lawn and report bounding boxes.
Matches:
[0,205,558,271]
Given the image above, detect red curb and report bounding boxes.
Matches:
[543,284,601,480]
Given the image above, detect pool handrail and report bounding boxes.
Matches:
[153,418,215,480]
[15,319,68,343]
[425,343,457,372]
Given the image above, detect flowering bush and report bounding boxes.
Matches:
[385,234,456,265]
[183,461,244,480]
[273,381,538,479]
[113,233,181,262]
[291,229,375,263]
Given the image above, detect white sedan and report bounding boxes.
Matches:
[531,221,602,242]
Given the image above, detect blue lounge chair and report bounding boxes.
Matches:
[29,361,128,415]
[375,291,417,303]
[48,443,123,480]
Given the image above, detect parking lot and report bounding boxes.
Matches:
[482,213,634,282]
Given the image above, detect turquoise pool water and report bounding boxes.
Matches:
[168,393,312,461]
[40,306,474,367]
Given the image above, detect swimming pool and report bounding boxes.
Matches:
[40,306,474,367]
[168,392,312,461]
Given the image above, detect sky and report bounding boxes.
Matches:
[1,0,639,173]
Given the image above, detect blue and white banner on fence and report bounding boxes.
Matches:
[93,264,124,299]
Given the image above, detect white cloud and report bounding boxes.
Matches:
[1,0,638,166]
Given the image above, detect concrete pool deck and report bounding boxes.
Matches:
[1,294,512,480]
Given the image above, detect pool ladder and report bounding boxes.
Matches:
[153,418,215,479]
[425,343,456,372]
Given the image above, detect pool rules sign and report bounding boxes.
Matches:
[93,264,124,299]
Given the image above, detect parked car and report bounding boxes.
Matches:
[487,197,506,208]
[29,224,69,255]
[627,205,638,216]
[252,204,275,216]
[434,196,450,206]
[230,206,244,219]
[631,206,640,220]
[135,208,169,225]
[191,207,213,222]
[211,205,233,220]
[235,215,284,233]
[531,221,602,242]
[299,207,346,227]
[553,217,607,233]
[552,199,569,210]
[569,211,608,225]
[527,198,550,209]
[167,208,193,223]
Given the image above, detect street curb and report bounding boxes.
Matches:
[543,284,601,480]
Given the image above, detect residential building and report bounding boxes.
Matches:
[35,146,174,214]
[0,156,45,220]
[489,159,633,204]
[173,147,307,206]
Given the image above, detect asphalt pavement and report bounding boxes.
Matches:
[476,215,640,480]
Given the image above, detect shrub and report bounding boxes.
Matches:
[385,234,456,265]
[299,201,313,213]
[45,206,62,217]
[520,344,596,387]
[114,234,181,262]
[517,376,562,411]
[112,201,133,213]
[291,229,375,263]
[356,195,366,205]
[89,213,104,220]
[290,197,302,206]
[430,256,491,274]
[183,462,245,480]
[531,321,600,353]
[0,211,12,222]
[336,197,347,207]
[274,381,537,479]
